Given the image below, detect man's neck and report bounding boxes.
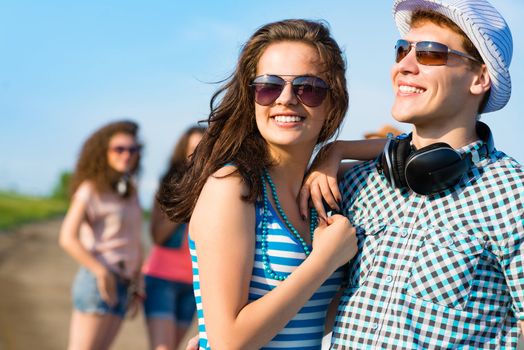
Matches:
[411,120,479,149]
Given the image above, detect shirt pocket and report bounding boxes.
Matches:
[406,230,485,310]
[347,222,386,287]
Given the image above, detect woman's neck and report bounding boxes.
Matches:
[267,143,315,196]
[266,161,309,200]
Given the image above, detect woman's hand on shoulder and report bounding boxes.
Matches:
[299,138,386,220]
[299,142,343,220]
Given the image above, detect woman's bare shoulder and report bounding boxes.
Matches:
[211,164,240,178]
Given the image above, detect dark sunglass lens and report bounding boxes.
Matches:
[251,75,285,106]
[129,146,141,154]
[292,77,328,107]
[253,84,283,106]
[111,145,140,154]
[395,40,411,63]
[416,41,448,65]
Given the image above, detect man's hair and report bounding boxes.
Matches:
[410,10,489,112]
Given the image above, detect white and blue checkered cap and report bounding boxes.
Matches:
[393,0,512,113]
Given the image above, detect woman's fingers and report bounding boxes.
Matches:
[97,272,117,306]
[318,174,340,212]
[300,170,342,221]
[298,181,312,220]
[310,181,328,221]
[185,335,200,350]
[327,175,342,206]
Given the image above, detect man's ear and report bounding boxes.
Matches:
[470,64,491,96]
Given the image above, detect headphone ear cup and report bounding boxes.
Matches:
[405,143,468,195]
[380,136,412,189]
[380,140,394,185]
[391,137,411,189]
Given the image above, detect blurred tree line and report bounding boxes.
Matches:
[51,171,72,201]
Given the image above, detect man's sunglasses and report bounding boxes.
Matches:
[395,39,481,66]
[250,74,329,107]
[109,145,142,155]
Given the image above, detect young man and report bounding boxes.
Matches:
[302,0,523,348]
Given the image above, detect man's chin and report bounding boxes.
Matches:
[391,109,415,125]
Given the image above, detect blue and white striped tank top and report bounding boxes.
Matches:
[189,199,343,349]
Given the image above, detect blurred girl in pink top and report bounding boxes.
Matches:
[59,120,144,350]
[142,125,205,350]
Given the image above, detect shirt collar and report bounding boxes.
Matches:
[456,139,492,165]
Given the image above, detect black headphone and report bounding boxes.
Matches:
[379,122,494,195]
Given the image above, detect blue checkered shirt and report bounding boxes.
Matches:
[332,140,524,349]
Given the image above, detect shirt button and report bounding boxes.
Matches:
[371,323,379,330]
[385,275,393,283]
[401,230,409,237]
[444,239,454,247]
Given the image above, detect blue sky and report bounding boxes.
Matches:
[1,0,522,209]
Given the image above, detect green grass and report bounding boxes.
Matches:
[0,191,68,230]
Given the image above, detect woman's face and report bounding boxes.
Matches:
[186,132,203,158]
[107,132,140,173]
[254,41,328,155]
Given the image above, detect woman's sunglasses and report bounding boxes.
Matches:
[250,74,329,107]
[395,39,481,66]
[109,145,142,155]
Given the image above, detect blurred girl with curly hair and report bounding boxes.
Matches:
[59,120,144,350]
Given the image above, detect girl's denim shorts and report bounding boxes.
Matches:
[143,275,196,325]
[72,267,131,318]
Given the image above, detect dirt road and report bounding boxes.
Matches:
[0,219,194,350]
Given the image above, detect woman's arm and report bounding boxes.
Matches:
[299,139,386,220]
[150,198,184,245]
[330,139,386,161]
[58,185,117,306]
[191,170,357,350]
[324,287,343,335]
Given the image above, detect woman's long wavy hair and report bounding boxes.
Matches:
[160,126,206,186]
[159,19,348,222]
[70,120,141,197]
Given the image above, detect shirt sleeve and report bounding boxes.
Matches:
[499,218,524,320]
[73,181,94,205]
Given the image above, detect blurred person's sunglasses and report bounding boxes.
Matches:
[109,145,142,155]
[395,39,481,66]
[250,74,329,107]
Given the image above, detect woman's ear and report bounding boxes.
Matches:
[470,64,491,96]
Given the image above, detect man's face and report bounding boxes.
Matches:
[390,21,481,130]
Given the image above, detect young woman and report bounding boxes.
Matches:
[59,120,144,350]
[142,126,205,350]
[159,19,383,349]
